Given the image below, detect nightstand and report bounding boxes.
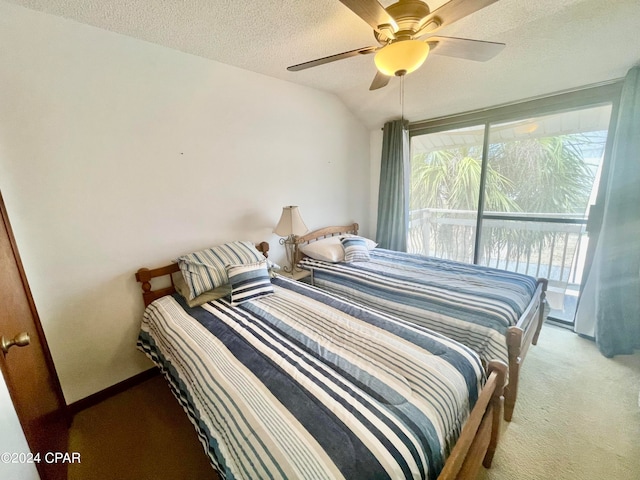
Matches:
[278,270,312,283]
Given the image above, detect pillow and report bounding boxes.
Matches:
[177,241,265,300]
[299,236,344,262]
[344,234,377,251]
[299,235,377,263]
[266,259,281,277]
[341,237,371,262]
[226,261,274,306]
[173,272,231,307]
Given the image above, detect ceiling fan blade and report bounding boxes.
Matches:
[369,71,391,91]
[339,0,398,37]
[287,46,378,72]
[416,0,499,36]
[426,36,505,62]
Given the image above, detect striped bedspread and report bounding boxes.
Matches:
[300,249,540,367]
[138,276,484,480]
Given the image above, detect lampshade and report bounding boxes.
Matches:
[274,206,308,237]
[374,40,430,77]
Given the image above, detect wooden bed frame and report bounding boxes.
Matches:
[135,241,507,479]
[293,223,548,422]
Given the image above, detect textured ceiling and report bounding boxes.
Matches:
[6,0,640,129]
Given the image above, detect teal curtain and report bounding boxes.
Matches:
[376,119,409,251]
[595,66,640,357]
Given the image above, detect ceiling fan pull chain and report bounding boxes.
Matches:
[400,74,405,121]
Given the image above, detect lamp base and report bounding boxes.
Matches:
[279,235,301,273]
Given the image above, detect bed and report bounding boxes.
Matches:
[135,241,507,479]
[294,224,548,422]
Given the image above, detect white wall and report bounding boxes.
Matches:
[0,374,40,480]
[0,2,371,403]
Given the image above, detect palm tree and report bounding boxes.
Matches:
[410,145,518,261]
[411,147,519,212]
[488,135,596,214]
[410,133,601,266]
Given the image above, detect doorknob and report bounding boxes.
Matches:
[1,332,30,355]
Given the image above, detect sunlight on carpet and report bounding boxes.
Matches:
[479,324,640,480]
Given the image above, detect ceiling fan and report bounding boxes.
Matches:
[287,0,505,90]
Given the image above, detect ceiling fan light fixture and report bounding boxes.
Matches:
[374,40,430,77]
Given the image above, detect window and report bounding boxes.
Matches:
[408,84,620,324]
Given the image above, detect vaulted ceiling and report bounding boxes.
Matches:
[6,0,640,129]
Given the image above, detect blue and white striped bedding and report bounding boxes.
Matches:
[300,249,540,367]
[138,276,484,480]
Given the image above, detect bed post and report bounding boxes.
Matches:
[135,265,180,307]
[256,241,269,258]
[438,360,507,480]
[504,327,522,422]
[532,278,548,345]
[483,361,507,468]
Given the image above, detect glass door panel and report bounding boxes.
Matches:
[480,105,612,323]
[409,124,485,263]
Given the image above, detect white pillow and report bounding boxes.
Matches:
[299,235,377,263]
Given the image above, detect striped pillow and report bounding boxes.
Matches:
[341,237,370,263]
[177,241,264,300]
[226,261,274,306]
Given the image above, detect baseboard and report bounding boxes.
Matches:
[545,317,574,330]
[67,366,160,416]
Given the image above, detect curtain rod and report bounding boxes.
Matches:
[400,78,624,132]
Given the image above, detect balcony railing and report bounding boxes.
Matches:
[408,209,588,292]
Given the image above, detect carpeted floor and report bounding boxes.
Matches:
[479,324,640,480]
[68,324,640,479]
[67,373,216,480]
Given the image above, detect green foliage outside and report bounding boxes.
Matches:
[410,133,605,265]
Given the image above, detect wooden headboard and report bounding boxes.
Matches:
[293,223,359,264]
[135,241,270,307]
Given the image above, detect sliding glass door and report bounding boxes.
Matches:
[480,107,610,322]
[408,89,617,325]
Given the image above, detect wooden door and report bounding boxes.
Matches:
[0,191,69,480]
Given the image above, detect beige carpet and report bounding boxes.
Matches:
[67,324,640,479]
[480,324,640,480]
